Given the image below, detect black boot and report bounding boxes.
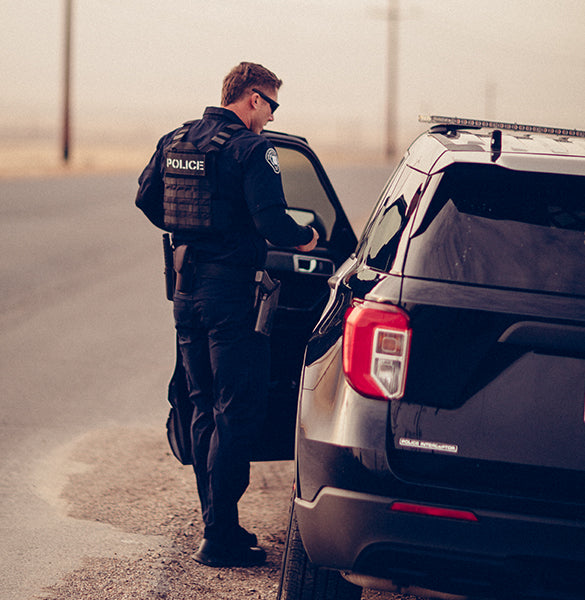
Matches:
[193,538,266,568]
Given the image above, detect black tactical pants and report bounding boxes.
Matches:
[173,275,269,544]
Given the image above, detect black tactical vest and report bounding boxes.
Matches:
[162,121,244,233]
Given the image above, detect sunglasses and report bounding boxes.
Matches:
[252,88,279,114]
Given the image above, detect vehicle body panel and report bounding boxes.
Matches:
[296,486,585,599]
[287,121,585,599]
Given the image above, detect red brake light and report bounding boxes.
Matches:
[391,501,478,522]
[343,301,411,400]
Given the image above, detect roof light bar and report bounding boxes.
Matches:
[419,115,585,139]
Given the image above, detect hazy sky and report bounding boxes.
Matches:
[1,0,584,154]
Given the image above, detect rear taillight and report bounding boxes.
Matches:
[343,300,411,400]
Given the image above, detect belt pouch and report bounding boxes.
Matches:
[173,245,196,293]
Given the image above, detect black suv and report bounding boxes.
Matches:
[257,118,585,600]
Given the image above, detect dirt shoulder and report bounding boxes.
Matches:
[35,427,291,600]
[35,427,409,600]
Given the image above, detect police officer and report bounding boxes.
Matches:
[135,62,318,567]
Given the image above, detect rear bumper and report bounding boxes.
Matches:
[295,487,585,600]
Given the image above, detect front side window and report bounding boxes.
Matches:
[277,146,335,241]
[405,163,585,295]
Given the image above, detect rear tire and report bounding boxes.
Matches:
[278,492,362,600]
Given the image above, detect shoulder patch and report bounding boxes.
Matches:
[265,147,280,174]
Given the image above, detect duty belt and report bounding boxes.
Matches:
[193,262,257,283]
[171,243,257,294]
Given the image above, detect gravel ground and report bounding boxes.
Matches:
[35,427,418,600]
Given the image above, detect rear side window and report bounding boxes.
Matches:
[362,166,426,272]
[405,163,585,295]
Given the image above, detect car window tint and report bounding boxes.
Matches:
[364,167,426,271]
[358,158,406,245]
[277,146,335,240]
[406,164,585,295]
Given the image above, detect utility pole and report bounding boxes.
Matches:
[370,0,401,159]
[62,0,73,163]
[385,0,399,160]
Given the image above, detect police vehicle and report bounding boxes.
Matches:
[255,117,585,600]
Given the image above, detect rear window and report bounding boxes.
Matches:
[404,164,585,295]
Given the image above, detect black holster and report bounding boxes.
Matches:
[173,245,196,293]
[254,270,281,336]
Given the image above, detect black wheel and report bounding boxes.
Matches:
[278,491,362,600]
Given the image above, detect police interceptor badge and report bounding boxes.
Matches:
[265,148,280,174]
[399,437,458,455]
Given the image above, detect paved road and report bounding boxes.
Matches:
[0,164,392,599]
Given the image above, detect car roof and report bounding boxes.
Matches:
[263,129,309,146]
[408,116,585,177]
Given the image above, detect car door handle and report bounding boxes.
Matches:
[294,256,318,273]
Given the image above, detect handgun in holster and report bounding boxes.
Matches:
[254,270,281,336]
[173,244,196,294]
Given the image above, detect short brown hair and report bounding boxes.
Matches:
[221,62,282,106]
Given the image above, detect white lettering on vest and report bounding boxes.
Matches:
[166,157,205,172]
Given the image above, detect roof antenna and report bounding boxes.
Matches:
[491,129,502,162]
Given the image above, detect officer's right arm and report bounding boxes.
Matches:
[252,205,316,248]
[244,140,317,248]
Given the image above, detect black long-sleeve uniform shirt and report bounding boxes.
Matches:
[136,107,313,269]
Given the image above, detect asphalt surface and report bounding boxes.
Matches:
[0,163,392,599]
